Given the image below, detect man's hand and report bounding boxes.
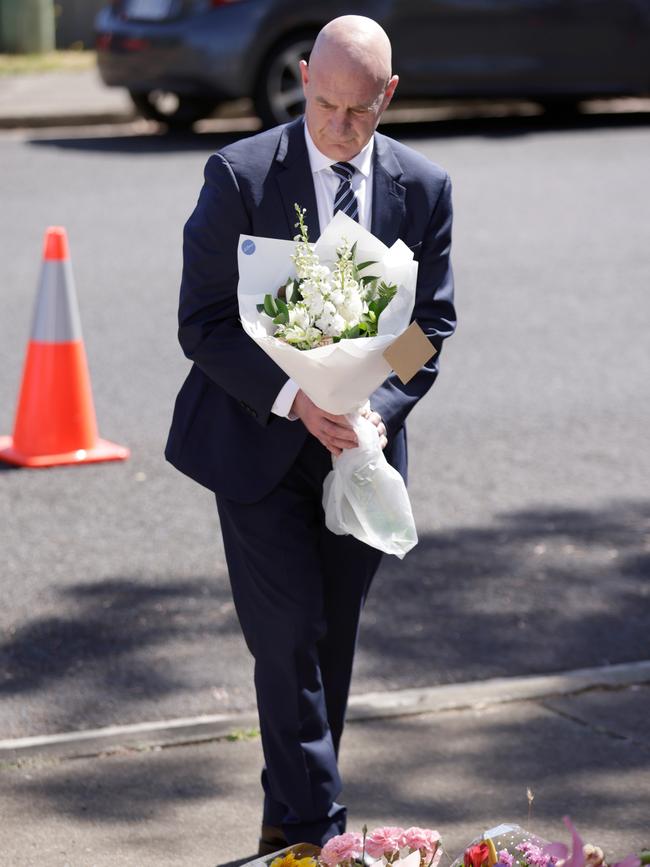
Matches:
[291,390,358,457]
[361,406,388,450]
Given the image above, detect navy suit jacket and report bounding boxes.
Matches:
[165,118,456,503]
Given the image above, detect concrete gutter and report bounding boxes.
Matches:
[1,660,648,762]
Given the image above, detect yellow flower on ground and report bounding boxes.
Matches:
[271,852,318,867]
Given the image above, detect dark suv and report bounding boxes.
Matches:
[95,0,650,128]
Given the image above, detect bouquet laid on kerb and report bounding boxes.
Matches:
[240,818,648,867]
[237,206,436,558]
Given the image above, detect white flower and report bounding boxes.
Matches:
[311,264,331,283]
[305,293,324,316]
[339,291,364,325]
[278,322,322,348]
[289,304,310,331]
[317,311,346,337]
[291,241,320,279]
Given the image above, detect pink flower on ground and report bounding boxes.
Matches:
[366,827,407,859]
[544,817,586,867]
[403,828,442,862]
[517,842,557,867]
[497,852,514,867]
[403,828,441,855]
[544,818,641,867]
[320,832,364,867]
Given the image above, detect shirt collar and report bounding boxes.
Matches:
[304,122,374,179]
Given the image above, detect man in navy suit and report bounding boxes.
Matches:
[166,15,455,852]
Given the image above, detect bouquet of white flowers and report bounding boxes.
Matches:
[237,208,426,558]
[258,205,398,350]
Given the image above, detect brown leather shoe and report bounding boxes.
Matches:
[258,825,288,856]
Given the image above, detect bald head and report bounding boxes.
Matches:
[310,16,393,90]
[300,15,399,161]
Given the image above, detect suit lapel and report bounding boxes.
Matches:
[275,123,405,244]
[371,133,406,245]
[275,119,321,240]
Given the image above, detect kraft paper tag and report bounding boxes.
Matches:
[383,321,436,384]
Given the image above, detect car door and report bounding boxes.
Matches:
[387,0,558,97]
[386,0,650,97]
[527,0,650,94]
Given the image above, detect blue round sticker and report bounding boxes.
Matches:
[241,239,256,256]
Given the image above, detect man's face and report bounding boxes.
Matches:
[300,59,398,162]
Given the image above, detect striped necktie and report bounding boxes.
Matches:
[331,161,359,222]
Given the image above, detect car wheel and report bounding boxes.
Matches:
[538,97,582,117]
[129,90,219,128]
[254,31,316,128]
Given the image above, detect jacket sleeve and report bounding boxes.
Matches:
[177,153,288,426]
[370,173,456,439]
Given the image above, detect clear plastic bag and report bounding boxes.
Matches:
[449,824,551,867]
[322,414,418,558]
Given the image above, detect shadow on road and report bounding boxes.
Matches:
[361,498,650,687]
[0,576,242,713]
[27,126,254,154]
[344,706,650,837]
[0,498,648,737]
[4,750,227,822]
[26,105,650,155]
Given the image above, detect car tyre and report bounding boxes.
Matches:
[538,97,582,117]
[254,31,316,128]
[129,90,219,128]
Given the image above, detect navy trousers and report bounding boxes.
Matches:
[216,434,383,845]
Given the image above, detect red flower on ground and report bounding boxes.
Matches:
[465,843,491,867]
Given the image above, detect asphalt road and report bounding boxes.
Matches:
[0,111,649,739]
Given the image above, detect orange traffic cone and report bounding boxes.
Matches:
[0,227,129,468]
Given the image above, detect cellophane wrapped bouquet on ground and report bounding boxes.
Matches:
[450,820,647,867]
[237,207,424,558]
[243,818,648,867]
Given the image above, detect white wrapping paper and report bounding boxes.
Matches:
[237,211,418,414]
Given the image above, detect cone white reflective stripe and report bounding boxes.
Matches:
[30,259,83,343]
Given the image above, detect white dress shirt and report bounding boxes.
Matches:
[271,124,376,418]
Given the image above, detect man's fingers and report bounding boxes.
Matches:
[322,417,357,446]
[318,419,357,455]
[321,409,353,425]
[315,434,342,456]
[293,390,361,453]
